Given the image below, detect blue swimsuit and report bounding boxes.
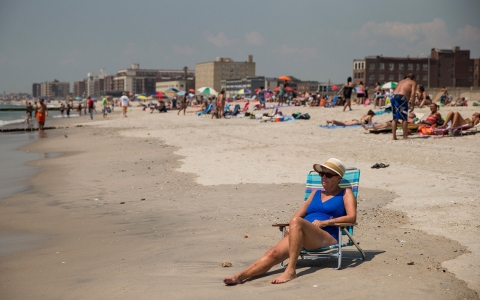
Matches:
[304,190,346,242]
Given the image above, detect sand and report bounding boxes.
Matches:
[0,102,479,299]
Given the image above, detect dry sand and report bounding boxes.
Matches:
[0,102,479,299]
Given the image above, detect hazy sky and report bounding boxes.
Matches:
[1,0,479,93]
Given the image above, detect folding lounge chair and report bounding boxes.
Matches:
[433,123,475,137]
[324,95,339,108]
[241,102,250,112]
[272,167,365,270]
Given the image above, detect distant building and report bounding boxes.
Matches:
[155,80,194,93]
[296,81,320,94]
[74,80,86,97]
[86,69,107,97]
[113,64,194,95]
[196,55,255,92]
[32,83,41,98]
[353,46,477,88]
[39,80,70,98]
[474,59,480,87]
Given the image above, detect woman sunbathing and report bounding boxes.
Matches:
[223,158,356,285]
[325,110,375,127]
[437,111,479,129]
[417,103,442,126]
[362,112,417,131]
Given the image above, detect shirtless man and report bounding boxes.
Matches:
[35,98,48,131]
[391,73,416,140]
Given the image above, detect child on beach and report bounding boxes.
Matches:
[23,111,32,130]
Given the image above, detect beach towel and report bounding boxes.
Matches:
[318,124,363,129]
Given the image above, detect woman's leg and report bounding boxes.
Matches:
[451,112,468,128]
[223,237,290,285]
[343,98,350,111]
[342,120,360,126]
[438,111,455,128]
[271,217,336,284]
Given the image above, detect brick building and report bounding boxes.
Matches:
[74,80,86,97]
[353,46,477,88]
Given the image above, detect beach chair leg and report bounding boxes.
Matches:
[343,228,365,260]
[335,227,342,269]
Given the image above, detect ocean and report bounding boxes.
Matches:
[0,103,67,201]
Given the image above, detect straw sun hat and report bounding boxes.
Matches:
[313,158,346,178]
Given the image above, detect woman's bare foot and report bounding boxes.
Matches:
[271,271,297,284]
[223,276,241,285]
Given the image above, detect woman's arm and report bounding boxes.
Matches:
[291,190,316,220]
[337,84,345,95]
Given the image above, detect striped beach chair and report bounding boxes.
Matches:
[273,167,365,269]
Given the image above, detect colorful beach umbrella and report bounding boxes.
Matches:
[177,91,186,96]
[237,88,251,94]
[75,97,82,100]
[167,87,180,92]
[278,75,291,81]
[381,82,397,89]
[156,91,168,99]
[137,95,147,100]
[188,88,195,93]
[197,87,217,95]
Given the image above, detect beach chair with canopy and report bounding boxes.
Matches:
[272,167,365,270]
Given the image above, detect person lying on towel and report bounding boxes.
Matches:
[325,110,375,127]
[224,158,356,285]
[362,112,417,131]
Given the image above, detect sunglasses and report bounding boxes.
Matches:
[318,172,338,178]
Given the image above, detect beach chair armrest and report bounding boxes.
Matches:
[333,223,357,227]
[272,223,289,227]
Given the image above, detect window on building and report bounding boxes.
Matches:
[416,63,420,70]
[362,62,365,69]
[369,64,375,70]
[422,75,428,81]
[398,73,404,81]
[399,63,404,70]
[476,65,478,71]
[389,63,394,71]
[387,74,393,81]
[423,63,428,70]
[369,74,375,81]
[407,63,413,70]
[379,63,385,70]
[468,75,472,82]
[469,65,473,71]
[379,74,385,81]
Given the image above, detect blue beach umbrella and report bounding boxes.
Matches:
[167,87,180,92]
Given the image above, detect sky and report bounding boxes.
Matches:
[1,0,479,94]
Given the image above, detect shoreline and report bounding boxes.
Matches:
[0,105,478,298]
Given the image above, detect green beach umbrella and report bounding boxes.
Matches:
[197,87,218,96]
[381,82,397,89]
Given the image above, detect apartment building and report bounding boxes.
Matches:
[196,55,255,92]
[37,80,70,98]
[86,69,107,97]
[74,80,86,97]
[32,83,41,98]
[353,46,477,88]
[113,64,194,95]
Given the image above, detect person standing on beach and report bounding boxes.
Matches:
[87,96,94,120]
[337,77,355,112]
[391,73,417,140]
[258,86,266,109]
[101,96,108,119]
[177,94,188,116]
[25,101,33,119]
[120,92,129,118]
[35,98,48,131]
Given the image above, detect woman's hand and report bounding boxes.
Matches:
[312,220,328,228]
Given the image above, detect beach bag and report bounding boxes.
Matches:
[298,113,310,120]
[292,112,302,119]
[418,125,435,135]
